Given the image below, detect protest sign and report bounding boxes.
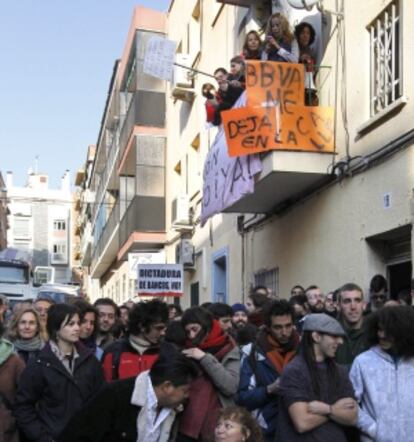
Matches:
[222,104,335,156]
[246,60,305,110]
[143,36,176,82]
[137,264,183,297]
[201,126,262,226]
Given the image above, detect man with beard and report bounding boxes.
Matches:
[231,303,248,329]
[335,283,368,369]
[102,299,168,381]
[277,314,357,441]
[237,300,299,441]
[230,303,257,346]
[93,298,119,351]
[177,307,240,442]
[305,285,326,313]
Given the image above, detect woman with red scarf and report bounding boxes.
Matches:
[177,307,241,442]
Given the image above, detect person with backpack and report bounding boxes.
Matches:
[102,300,168,381]
[237,300,299,441]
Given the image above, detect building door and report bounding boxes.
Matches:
[366,224,412,299]
[212,248,228,303]
[190,282,199,306]
[387,261,412,299]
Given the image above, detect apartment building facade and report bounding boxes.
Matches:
[6,170,74,283]
[84,0,412,305]
[165,0,413,305]
[0,172,8,250]
[86,6,168,303]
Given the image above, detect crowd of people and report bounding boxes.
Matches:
[202,13,319,127]
[0,273,413,442]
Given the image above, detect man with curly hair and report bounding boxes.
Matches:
[350,306,414,442]
[102,299,168,381]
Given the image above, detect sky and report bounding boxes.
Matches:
[0,0,170,189]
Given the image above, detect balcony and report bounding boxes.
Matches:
[117,195,166,261]
[80,222,92,266]
[90,201,120,278]
[92,128,120,223]
[223,150,335,214]
[118,90,166,162]
[220,62,335,214]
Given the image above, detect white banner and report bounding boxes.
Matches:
[143,36,176,82]
[128,251,166,279]
[137,264,183,297]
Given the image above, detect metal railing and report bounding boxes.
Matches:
[91,125,121,223]
[91,200,120,270]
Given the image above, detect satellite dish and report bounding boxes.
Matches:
[287,0,319,10]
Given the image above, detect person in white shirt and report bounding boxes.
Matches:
[58,349,198,442]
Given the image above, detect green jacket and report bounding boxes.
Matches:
[335,320,368,369]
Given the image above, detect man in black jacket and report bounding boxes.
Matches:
[58,351,197,442]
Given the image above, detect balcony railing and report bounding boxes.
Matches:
[91,125,120,223]
[119,195,166,250]
[118,90,166,163]
[91,200,120,270]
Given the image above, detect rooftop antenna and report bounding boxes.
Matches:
[34,155,39,174]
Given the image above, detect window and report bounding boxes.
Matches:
[13,217,30,238]
[51,242,67,264]
[53,244,66,254]
[368,1,401,116]
[254,267,279,298]
[54,220,66,231]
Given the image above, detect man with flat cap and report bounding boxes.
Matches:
[276,313,358,441]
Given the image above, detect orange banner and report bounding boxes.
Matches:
[246,60,305,110]
[222,104,335,157]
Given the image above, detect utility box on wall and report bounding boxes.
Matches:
[176,239,195,269]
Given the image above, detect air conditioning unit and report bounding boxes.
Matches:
[173,54,193,88]
[172,54,195,102]
[175,239,195,268]
[171,195,191,229]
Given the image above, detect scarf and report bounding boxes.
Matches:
[12,335,43,352]
[0,338,13,365]
[197,320,228,352]
[257,329,298,374]
[129,334,158,355]
[180,321,236,439]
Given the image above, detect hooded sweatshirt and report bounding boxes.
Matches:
[350,346,414,442]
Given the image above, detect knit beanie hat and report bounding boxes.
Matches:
[231,303,247,314]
